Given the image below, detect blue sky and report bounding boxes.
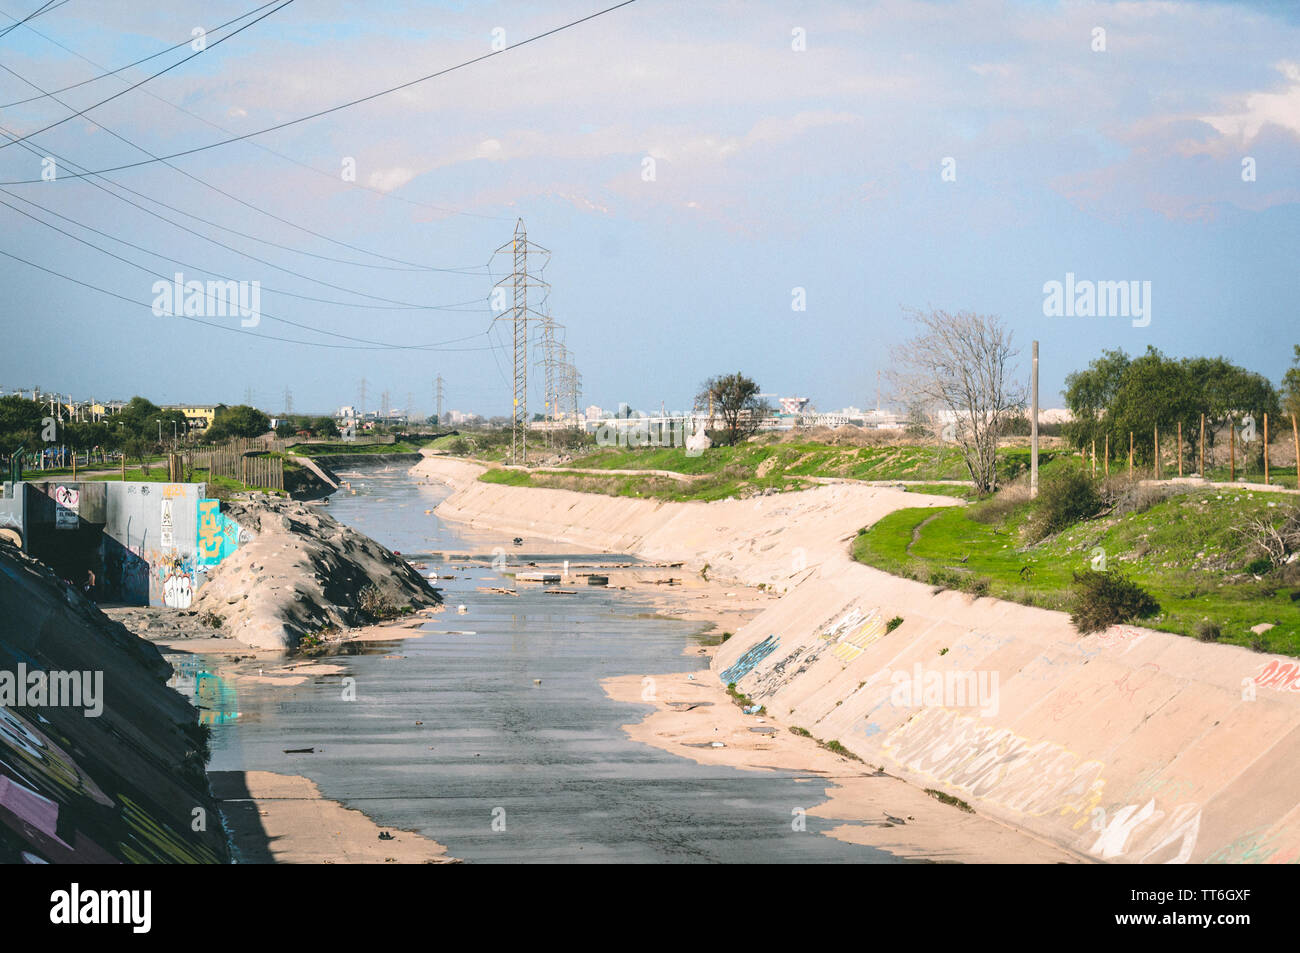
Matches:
[0,0,1297,417]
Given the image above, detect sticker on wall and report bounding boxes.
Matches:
[54,485,79,530]
[160,499,174,549]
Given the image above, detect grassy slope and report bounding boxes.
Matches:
[289,441,417,456]
[473,442,1069,503]
[853,488,1300,655]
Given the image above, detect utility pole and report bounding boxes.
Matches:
[1030,340,1039,499]
[491,219,551,465]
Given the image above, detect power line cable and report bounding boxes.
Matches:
[0,0,640,183]
[0,1,281,107]
[0,0,295,152]
[0,5,507,224]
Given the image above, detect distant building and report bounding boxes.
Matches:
[165,404,220,432]
[778,396,810,415]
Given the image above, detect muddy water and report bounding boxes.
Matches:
[199,465,903,863]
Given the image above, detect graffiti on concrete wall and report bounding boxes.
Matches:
[719,635,779,685]
[1253,659,1300,694]
[883,706,1204,862]
[197,499,241,566]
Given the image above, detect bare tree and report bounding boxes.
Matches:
[889,309,1025,493]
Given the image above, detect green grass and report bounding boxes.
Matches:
[479,465,812,502]
[289,441,416,456]
[475,440,1073,501]
[853,486,1300,655]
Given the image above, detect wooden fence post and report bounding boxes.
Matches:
[1230,418,1236,483]
[1177,421,1182,477]
[1293,414,1300,490]
[1104,433,1109,476]
[1264,412,1270,485]
[1129,431,1133,477]
[1092,439,1096,478]
[1200,414,1205,478]
[1154,425,1160,480]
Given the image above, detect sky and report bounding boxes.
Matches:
[0,0,1297,418]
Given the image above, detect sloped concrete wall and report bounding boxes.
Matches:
[0,544,229,863]
[422,455,1300,864]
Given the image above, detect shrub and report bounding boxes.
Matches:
[1069,569,1160,634]
[1033,470,1102,539]
[885,616,904,633]
[1194,621,1221,642]
[358,584,397,621]
[1244,556,1274,576]
[967,483,1030,525]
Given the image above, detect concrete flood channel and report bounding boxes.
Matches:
[175,465,903,863]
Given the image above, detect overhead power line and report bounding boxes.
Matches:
[0,241,504,351]
[0,3,509,223]
[0,1,284,108]
[0,40,493,273]
[0,0,296,153]
[0,0,640,184]
[0,0,64,41]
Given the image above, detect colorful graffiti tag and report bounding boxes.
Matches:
[1253,659,1300,694]
[719,635,780,685]
[197,499,240,566]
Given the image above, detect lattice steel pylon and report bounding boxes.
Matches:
[492,219,551,464]
[553,343,581,426]
[535,309,566,447]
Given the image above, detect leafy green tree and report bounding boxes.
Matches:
[1063,348,1131,451]
[311,416,339,438]
[206,405,272,441]
[1280,345,1300,421]
[697,372,772,447]
[0,396,45,455]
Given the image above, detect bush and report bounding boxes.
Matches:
[885,616,904,633]
[357,584,397,621]
[1069,569,1160,634]
[1033,470,1102,539]
[1194,621,1221,642]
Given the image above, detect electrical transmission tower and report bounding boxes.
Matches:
[535,309,567,447]
[434,375,445,425]
[491,219,550,465]
[283,388,293,416]
[358,377,368,416]
[555,344,581,424]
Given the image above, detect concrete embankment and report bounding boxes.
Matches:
[0,542,230,863]
[419,453,1300,864]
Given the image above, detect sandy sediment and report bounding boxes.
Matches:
[211,770,455,864]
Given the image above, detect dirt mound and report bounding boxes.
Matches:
[193,499,441,649]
